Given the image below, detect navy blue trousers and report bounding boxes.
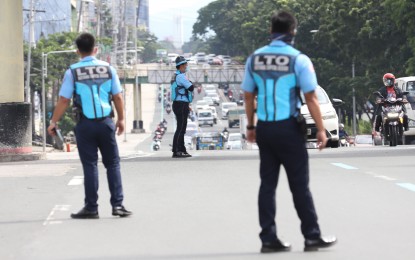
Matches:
[172,101,189,153]
[75,117,124,211]
[256,118,321,243]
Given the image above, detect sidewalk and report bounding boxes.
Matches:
[42,83,158,161]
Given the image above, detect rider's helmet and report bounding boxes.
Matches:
[383,73,395,88]
[339,123,344,129]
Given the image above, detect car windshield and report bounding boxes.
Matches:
[228,109,245,115]
[223,104,236,109]
[300,87,329,104]
[197,101,208,106]
[199,112,211,117]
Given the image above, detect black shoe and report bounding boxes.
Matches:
[181,152,192,157]
[172,152,190,158]
[304,236,337,251]
[70,208,99,219]
[112,206,132,217]
[261,239,291,253]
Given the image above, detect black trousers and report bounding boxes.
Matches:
[172,101,190,153]
[75,117,124,211]
[256,118,321,243]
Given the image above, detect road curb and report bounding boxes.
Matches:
[0,152,45,163]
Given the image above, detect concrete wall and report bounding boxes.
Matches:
[0,1,24,103]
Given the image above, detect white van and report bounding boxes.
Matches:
[221,102,237,119]
[197,109,214,127]
[301,86,342,148]
[395,76,415,144]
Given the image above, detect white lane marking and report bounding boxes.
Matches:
[68,176,84,186]
[374,175,396,181]
[43,205,70,226]
[396,183,415,192]
[331,163,358,170]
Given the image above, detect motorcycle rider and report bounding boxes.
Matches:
[339,124,348,138]
[222,127,229,141]
[374,73,409,132]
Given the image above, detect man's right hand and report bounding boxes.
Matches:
[246,129,256,143]
[116,119,125,136]
[316,130,328,150]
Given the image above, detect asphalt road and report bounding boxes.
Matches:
[2,85,415,259]
[2,145,415,259]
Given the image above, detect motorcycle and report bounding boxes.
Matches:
[373,91,408,146]
[339,136,350,147]
[152,131,163,151]
[166,104,172,115]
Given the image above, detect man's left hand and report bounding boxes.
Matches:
[116,119,125,136]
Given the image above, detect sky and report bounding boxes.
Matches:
[149,0,216,46]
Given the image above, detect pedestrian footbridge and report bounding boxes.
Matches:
[118,64,245,85]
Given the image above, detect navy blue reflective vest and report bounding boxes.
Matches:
[70,63,113,119]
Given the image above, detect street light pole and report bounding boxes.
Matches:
[352,61,357,136]
[41,49,76,153]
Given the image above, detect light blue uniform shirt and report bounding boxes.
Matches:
[59,56,122,99]
[241,40,318,121]
[173,70,192,102]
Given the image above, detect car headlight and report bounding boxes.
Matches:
[322,112,337,120]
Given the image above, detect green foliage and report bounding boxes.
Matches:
[193,0,415,121]
[137,29,163,62]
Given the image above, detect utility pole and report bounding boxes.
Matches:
[96,0,101,37]
[25,0,35,103]
[352,61,357,136]
[77,0,84,32]
[122,0,128,69]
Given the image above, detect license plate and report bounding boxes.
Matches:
[307,128,311,135]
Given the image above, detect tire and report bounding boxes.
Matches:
[330,140,339,148]
[390,125,398,147]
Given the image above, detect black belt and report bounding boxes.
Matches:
[81,115,110,121]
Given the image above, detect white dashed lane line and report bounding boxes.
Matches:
[396,183,415,192]
[43,205,71,226]
[68,176,84,186]
[331,163,358,170]
[333,164,415,193]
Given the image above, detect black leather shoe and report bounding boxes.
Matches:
[181,152,192,157]
[70,208,99,219]
[261,239,291,253]
[172,152,190,158]
[112,206,132,217]
[304,236,337,251]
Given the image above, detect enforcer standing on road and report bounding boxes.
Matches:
[48,33,132,219]
[242,11,336,252]
[171,56,194,158]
